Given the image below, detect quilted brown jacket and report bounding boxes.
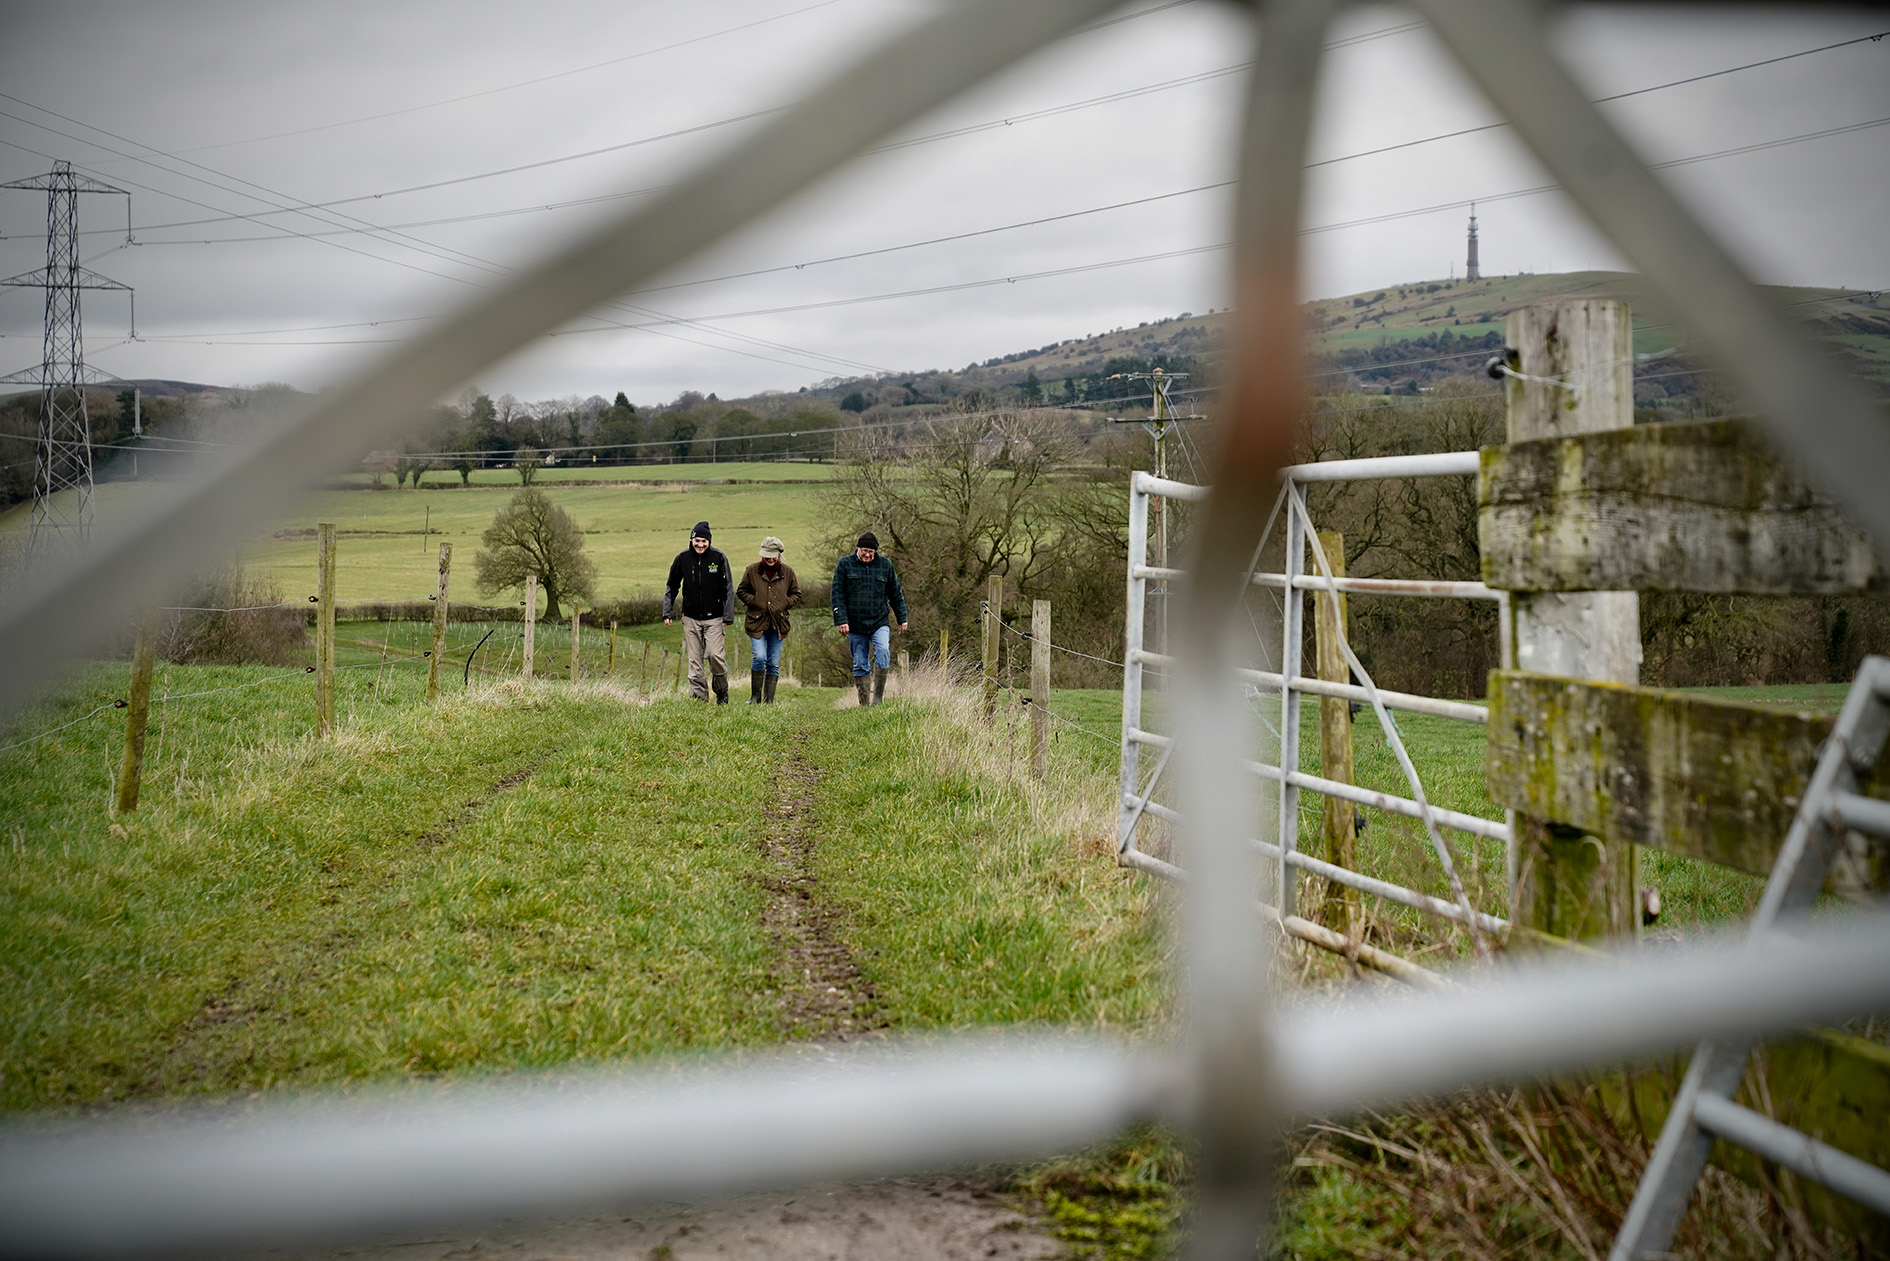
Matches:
[737,560,802,637]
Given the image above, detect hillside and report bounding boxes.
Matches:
[790,270,1890,414]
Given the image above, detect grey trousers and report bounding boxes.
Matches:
[681,616,728,701]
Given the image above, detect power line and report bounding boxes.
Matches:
[75,24,1881,249]
[64,18,1425,242]
[545,113,1890,335]
[0,105,893,379]
[13,77,1880,375]
[46,43,1877,365]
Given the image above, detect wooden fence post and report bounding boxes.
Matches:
[568,609,582,683]
[426,542,451,702]
[1031,599,1050,779]
[1312,531,1356,932]
[939,627,949,664]
[674,643,685,692]
[640,640,650,692]
[1504,299,1642,941]
[521,575,537,679]
[316,522,336,736]
[607,621,618,677]
[115,611,157,814]
[983,576,1002,718]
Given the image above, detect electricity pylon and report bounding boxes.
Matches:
[1,160,133,556]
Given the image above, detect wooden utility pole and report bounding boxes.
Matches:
[1311,531,1356,932]
[606,621,618,677]
[568,609,582,682]
[1030,599,1050,779]
[426,542,451,702]
[114,611,157,814]
[522,575,537,679]
[1504,300,1642,940]
[316,522,336,736]
[982,576,1002,718]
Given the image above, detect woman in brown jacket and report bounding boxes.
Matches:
[737,535,801,704]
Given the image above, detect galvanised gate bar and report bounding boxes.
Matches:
[1118,459,1513,986]
[2,1,1888,1257]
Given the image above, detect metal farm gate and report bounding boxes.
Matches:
[3,2,1889,1257]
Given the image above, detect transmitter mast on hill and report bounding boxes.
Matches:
[1465,202,1481,281]
[1,160,134,557]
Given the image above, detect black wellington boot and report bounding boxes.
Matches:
[872,667,887,705]
[854,674,870,707]
[749,669,764,703]
[763,675,778,704]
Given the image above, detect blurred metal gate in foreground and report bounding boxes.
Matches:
[3,2,1888,1257]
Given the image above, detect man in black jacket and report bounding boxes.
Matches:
[663,521,736,703]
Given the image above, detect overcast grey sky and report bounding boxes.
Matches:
[1,1,1884,405]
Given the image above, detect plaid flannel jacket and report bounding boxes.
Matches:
[830,553,907,633]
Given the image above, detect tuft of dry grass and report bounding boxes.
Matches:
[1281,1077,1866,1260]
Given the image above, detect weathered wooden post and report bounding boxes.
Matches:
[568,608,582,682]
[639,640,651,692]
[607,621,618,677]
[1503,299,1642,940]
[674,643,684,692]
[898,648,910,679]
[982,576,1002,718]
[521,575,537,679]
[939,626,949,665]
[1031,599,1050,779]
[115,611,157,815]
[316,522,337,736]
[1312,531,1357,931]
[426,542,451,702]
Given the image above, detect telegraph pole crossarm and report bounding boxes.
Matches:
[1110,367,1206,666]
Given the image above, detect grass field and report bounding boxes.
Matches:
[0,465,846,608]
[247,478,838,605]
[0,659,1162,1115]
[338,461,840,488]
[0,656,1860,1257]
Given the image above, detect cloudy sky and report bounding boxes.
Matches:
[1,1,1884,406]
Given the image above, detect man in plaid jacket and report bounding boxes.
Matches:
[831,532,907,707]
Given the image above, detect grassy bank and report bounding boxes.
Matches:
[0,660,1164,1114]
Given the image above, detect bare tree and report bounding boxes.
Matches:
[822,407,1074,648]
[512,446,543,486]
[473,489,596,622]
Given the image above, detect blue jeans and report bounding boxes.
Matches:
[749,630,783,676]
[848,626,890,676]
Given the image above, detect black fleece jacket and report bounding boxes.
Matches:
[664,545,737,622]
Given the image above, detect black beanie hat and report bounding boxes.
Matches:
[857,531,878,550]
[692,521,712,541]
